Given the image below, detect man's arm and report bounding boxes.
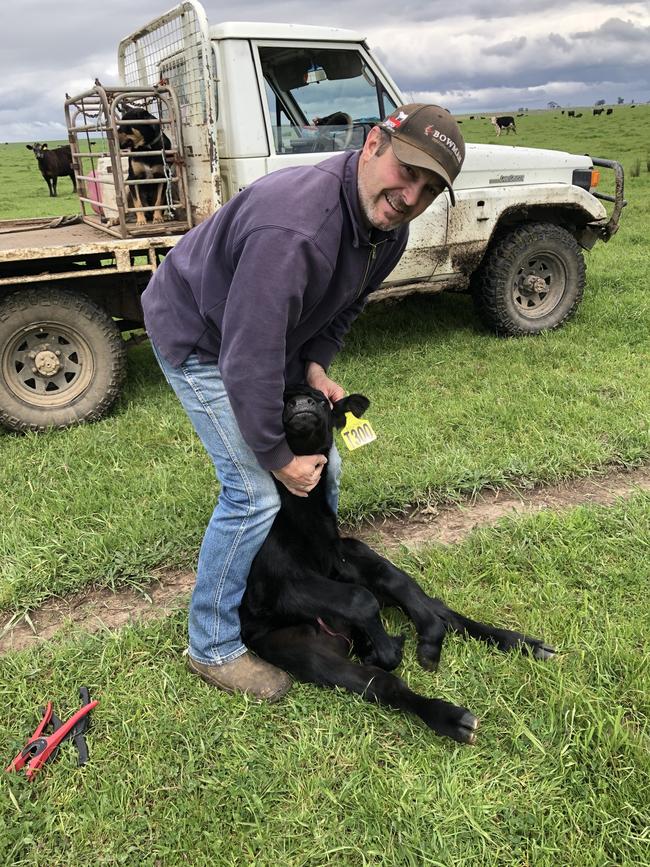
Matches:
[208,227,332,471]
[305,361,345,404]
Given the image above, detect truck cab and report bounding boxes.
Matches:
[0,0,625,433]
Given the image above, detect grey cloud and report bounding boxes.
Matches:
[483,37,527,57]
[384,15,650,95]
[546,33,572,52]
[573,16,650,41]
[2,1,649,140]
[397,56,646,94]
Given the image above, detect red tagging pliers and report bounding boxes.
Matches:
[6,688,98,781]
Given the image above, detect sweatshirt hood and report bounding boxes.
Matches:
[316,150,401,249]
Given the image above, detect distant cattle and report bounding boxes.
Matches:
[490,115,516,136]
[567,110,575,117]
[593,108,604,116]
[606,108,613,115]
[575,112,583,117]
[630,104,636,109]
[26,143,76,197]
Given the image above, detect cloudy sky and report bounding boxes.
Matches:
[1,0,649,142]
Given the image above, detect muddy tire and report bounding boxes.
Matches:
[0,287,127,432]
[472,223,586,336]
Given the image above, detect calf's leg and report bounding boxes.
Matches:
[276,575,405,671]
[253,624,479,745]
[341,539,554,664]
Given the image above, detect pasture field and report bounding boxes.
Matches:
[1,497,648,865]
[0,108,648,865]
[2,105,648,217]
[1,108,649,608]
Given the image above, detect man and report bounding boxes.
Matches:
[142,104,465,702]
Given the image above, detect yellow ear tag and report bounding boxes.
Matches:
[340,412,377,451]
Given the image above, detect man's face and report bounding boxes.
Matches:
[357,127,446,232]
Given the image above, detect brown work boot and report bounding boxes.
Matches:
[187,651,292,702]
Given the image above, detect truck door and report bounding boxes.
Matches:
[254,42,449,284]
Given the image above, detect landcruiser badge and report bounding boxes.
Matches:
[489,174,525,184]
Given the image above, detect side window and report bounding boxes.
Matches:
[259,46,394,155]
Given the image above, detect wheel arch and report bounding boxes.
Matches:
[0,272,149,327]
[477,203,601,273]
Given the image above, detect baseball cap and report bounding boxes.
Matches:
[380,104,465,205]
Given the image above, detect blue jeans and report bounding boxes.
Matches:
[151,343,342,664]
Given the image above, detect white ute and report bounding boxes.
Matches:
[0,0,625,432]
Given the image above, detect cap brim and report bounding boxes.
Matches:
[390,136,457,205]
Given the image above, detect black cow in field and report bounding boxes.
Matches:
[26,143,75,197]
[239,387,555,744]
[606,108,614,115]
[593,108,604,116]
[490,115,516,136]
[567,110,575,117]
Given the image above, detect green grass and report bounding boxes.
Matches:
[0,141,80,219]
[1,496,648,866]
[0,139,103,220]
[455,105,650,191]
[2,108,649,219]
[1,112,649,611]
[1,110,649,866]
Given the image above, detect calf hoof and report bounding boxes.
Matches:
[455,710,480,745]
[417,639,442,672]
[363,634,405,671]
[531,642,555,660]
[424,700,479,744]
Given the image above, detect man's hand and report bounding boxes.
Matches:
[305,361,345,405]
[272,454,328,497]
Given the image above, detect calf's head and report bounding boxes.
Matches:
[283,387,369,455]
[26,143,48,160]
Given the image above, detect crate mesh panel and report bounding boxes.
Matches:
[121,5,207,125]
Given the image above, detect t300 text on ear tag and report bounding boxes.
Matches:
[340,412,377,451]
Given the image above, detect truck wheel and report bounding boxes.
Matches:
[0,287,127,432]
[472,223,586,336]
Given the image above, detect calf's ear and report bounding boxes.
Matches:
[331,393,370,428]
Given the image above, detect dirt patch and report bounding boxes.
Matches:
[2,465,648,654]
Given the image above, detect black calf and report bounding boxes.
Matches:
[240,387,555,744]
[26,143,75,197]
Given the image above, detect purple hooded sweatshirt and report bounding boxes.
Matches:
[141,150,408,471]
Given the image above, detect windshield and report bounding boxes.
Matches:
[259,45,397,155]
